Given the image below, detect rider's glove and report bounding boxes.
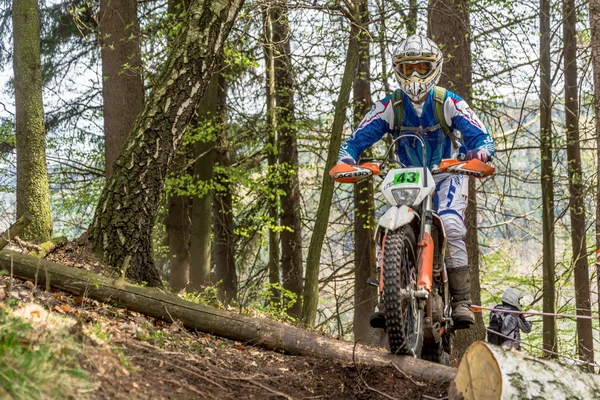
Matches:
[467,148,491,163]
[338,157,356,165]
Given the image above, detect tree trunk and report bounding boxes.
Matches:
[99,0,144,179]
[271,2,303,318]
[166,0,192,292]
[262,7,281,304]
[188,69,220,290]
[212,73,237,305]
[589,0,600,341]
[352,0,377,342]
[449,342,600,399]
[563,0,594,367]
[1,249,457,385]
[540,0,557,357]
[403,0,418,35]
[166,152,190,292]
[12,0,53,241]
[428,0,484,355]
[302,19,360,326]
[89,0,245,286]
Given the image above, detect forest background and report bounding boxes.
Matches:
[1,0,599,368]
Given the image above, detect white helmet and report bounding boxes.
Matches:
[392,35,443,102]
[502,288,526,311]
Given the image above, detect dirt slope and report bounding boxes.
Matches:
[1,243,449,399]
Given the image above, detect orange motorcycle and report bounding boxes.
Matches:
[330,133,494,363]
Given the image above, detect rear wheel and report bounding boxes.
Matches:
[383,226,423,356]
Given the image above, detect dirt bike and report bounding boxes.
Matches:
[329,133,494,364]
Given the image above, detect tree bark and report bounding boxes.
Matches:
[188,72,220,290]
[352,0,377,342]
[302,18,360,326]
[89,0,245,286]
[540,0,557,357]
[449,342,600,399]
[99,0,145,179]
[589,0,600,342]
[271,2,303,317]
[428,0,485,355]
[262,7,281,304]
[563,0,594,367]
[212,73,237,304]
[1,249,457,385]
[12,0,53,241]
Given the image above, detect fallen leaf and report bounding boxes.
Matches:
[73,296,85,305]
[30,310,41,318]
[60,304,72,313]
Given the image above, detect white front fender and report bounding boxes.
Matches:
[377,205,416,232]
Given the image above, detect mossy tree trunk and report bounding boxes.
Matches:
[262,6,281,305]
[89,0,245,286]
[212,72,237,304]
[12,0,53,241]
[563,0,594,367]
[271,2,303,317]
[352,0,377,342]
[428,0,485,356]
[302,15,360,326]
[540,0,557,357]
[189,72,220,290]
[166,0,193,292]
[590,0,600,339]
[99,0,144,179]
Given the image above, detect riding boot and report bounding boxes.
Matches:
[447,266,475,329]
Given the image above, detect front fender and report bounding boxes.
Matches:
[376,205,416,235]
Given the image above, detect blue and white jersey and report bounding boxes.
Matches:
[338,88,495,168]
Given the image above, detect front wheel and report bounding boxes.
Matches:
[382,226,423,356]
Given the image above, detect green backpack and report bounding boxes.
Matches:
[390,86,460,148]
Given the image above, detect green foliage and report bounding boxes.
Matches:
[182,285,223,309]
[243,283,298,324]
[0,309,90,399]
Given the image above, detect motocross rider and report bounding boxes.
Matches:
[338,34,495,329]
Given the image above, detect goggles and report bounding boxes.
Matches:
[396,61,433,80]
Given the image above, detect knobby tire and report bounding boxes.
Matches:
[383,226,423,356]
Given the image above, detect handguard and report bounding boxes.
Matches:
[329,162,381,183]
[436,158,495,177]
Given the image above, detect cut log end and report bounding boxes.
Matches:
[450,341,600,400]
[450,341,501,400]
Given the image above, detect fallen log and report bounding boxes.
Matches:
[0,249,456,384]
[449,341,600,399]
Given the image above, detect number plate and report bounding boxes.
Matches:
[393,171,420,185]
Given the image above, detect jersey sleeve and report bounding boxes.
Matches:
[338,96,394,162]
[518,316,533,333]
[444,92,495,156]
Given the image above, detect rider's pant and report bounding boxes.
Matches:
[434,174,469,269]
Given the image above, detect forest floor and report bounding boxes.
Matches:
[0,241,450,400]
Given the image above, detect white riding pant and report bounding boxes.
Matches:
[434,174,469,270]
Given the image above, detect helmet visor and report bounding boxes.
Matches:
[398,61,433,80]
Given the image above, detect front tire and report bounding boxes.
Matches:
[383,226,423,356]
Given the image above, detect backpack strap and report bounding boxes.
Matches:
[433,86,461,149]
[391,87,461,149]
[391,89,404,134]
